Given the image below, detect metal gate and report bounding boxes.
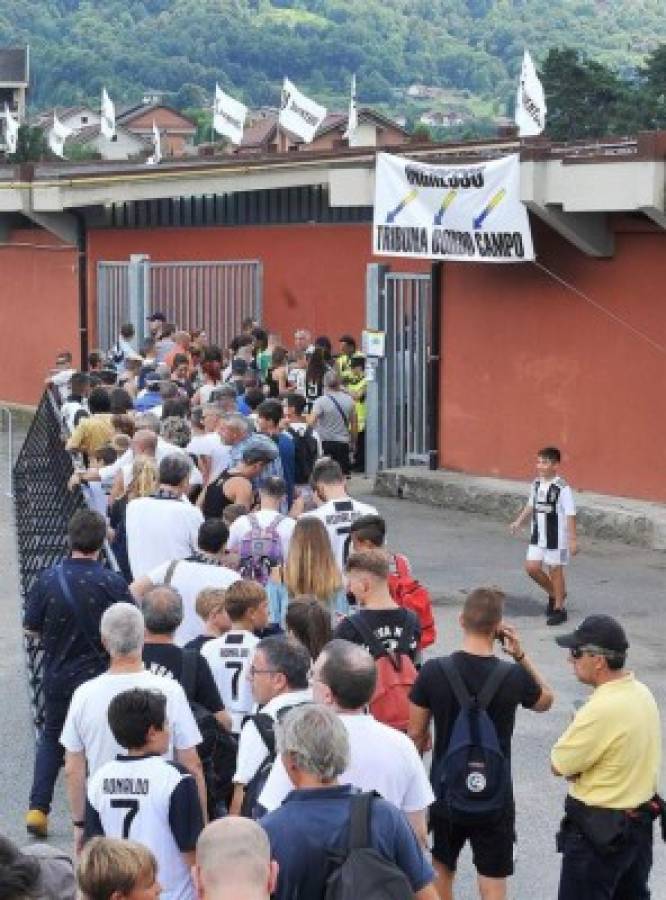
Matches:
[97,257,263,351]
[366,265,433,471]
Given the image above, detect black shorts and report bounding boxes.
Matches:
[431,806,515,879]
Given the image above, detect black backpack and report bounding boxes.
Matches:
[325,792,413,900]
[287,425,319,484]
[240,702,308,819]
[181,649,238,818]
[433,657,513,824]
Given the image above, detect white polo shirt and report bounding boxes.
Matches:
[60,670,201,774]
[259,712,434,813]
[126,495,203,579]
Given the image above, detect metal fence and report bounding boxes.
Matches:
[365,267,433,472]
[13,390,121,727]
[13,391,87,726]
[97,257,263,352]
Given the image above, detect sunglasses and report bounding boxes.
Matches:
[570,645,615,660]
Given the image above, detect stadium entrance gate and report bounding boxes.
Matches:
[365,263,439,473]
[96,256,263,351]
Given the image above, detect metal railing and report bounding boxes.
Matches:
[13,389,119,727]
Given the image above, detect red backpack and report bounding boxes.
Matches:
[387,554,437,650]
[348,614,418,733]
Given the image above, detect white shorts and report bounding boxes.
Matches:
[526,545,569,567]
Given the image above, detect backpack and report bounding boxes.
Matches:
[324,792,413,900]
[347,614,417,733]
[433,657,513,824]
[388,554,437,650]
[287,425,319,485]
[240,702,308,819]
[238,513,285,585]
[181,649,238,818]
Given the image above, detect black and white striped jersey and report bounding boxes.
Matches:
[529,477,576,550]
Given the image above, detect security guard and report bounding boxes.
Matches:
[551,615,663,900]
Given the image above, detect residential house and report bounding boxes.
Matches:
[34,105,101,149]
[236,107,409,155]
[117,102,197,157]
[419,110,466,127]
[66,124,148,161]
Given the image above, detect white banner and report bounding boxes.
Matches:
[343,74,358,147]
[278,77,326,144]
[49,112,73,158]
[373,152,534,263]
[100,87,116,140]
[213,83,247,145]
[515,49,546,137]
[4,104,18,154]
[146,121,161,166]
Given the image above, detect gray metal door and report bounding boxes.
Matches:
[97,262,130,351]
[366,266,432,471]
[96,257,263,351]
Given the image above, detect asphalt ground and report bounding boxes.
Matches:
[1,458,665,897]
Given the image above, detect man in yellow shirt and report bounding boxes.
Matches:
[551,615,663,900]
[65,387,114,461]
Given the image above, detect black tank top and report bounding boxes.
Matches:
[202,469,239,519]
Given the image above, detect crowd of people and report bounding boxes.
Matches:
[3,317,663,899]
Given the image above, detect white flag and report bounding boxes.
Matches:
[213,83,247,145]
[100,87,116,140]
[278,77,326,144]
[4,104,18,155]
[515,49,546,137]
[343,74,359,147]
[146,121,161,166]
[49,112,73,159]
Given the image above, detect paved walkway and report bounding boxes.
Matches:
[1,460,665,897]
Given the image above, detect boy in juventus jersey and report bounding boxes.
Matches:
[510,446,577,626]
[84,688,203,900]
[202,581,269,734]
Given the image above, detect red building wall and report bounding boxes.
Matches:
[0,230,79,405]
[4,215,665,502]
[86,223,428,347]
[439,221,666,501]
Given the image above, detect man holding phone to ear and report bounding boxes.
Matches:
[409,588,554,900]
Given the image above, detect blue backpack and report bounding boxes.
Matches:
[434,657,513,824]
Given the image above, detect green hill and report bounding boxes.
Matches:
[3,0,666,118]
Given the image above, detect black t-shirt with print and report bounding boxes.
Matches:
[333,608,421,661]
[410,650,542,764]
[142,643,224,714]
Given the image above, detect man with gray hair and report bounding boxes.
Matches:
[141,585,231,732]
[259,639,434,845]
[126,453,204,578]
[60,602,204,852]
[194,818,277,899]
[260,704,438,900]
[309,369,357,475]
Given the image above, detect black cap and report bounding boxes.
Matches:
[339,334,356,345]
[147,311,166,322]
[555,615,629,654]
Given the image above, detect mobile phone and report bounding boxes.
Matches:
[495,629,506,647]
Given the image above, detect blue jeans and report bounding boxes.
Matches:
[558,820,653,900]
[29,694,71,813]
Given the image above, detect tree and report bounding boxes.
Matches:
[8,125,46,162]
[542,48,633,141]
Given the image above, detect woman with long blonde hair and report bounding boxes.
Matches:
[267,517,348,626]
[109,456,159,580]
